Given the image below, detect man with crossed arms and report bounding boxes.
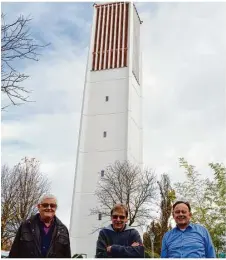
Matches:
[96,203,144,258]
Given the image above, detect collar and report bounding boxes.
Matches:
[38,214,55,228]
[111,224,126,232]
[105,224,134,232]
[176,222,193,230]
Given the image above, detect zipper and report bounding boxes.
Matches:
[46,229,61,257]
[29,221,42,256]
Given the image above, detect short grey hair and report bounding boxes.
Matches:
[38,194,58,205]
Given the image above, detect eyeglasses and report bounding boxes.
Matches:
[41,203,57,209]
[174,210,188,214]
[112,215,126,220]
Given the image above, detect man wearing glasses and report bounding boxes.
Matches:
[96,203,144,258]
[161,201,216,258]
[9,194,71,258]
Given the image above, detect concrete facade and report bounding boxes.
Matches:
[70,2,142,257]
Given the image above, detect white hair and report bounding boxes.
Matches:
[38,194,58,205]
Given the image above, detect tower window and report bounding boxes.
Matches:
[101,170,104,177]
[105,96,109,102]
[98,213,102,220]
[103,131,107,138]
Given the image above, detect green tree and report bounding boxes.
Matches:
[157,174,175,242]
[206,163,226,253]
[144,249,160,258]
[143,221,162,255]
[208,163,226,213]
[174,158,226,254]
[144,174,175,255]
[174,158,208,224]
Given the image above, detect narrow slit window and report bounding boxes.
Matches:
[105,96,109,102]
[103,131,107,137]
[98,213,102,221]
[101,170,104,177]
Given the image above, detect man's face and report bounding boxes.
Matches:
[173,203,192,228]
[111,208,128,231]
[38,198,57,221]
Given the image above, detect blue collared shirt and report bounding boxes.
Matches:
[161,223,216,258]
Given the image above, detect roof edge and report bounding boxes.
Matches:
[93,1,143,24]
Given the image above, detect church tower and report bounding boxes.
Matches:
[70,2,143,257]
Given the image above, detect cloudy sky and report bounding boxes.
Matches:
[2,1,226,227]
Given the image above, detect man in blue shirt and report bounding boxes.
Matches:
[161,201,216,258]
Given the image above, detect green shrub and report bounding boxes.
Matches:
[145,250,160,258]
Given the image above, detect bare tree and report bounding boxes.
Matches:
[1,13,49,110]
[92,160,157,228]
[1,157,50,250]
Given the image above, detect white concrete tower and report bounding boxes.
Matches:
[70,2,143,257]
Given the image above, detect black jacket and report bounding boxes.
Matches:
[96,224,144,258]
[9,214,71,258]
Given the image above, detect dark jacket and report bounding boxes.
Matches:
[9,214,71,258]
[96,224,144,258]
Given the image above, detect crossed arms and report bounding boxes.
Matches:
[96,230,144,258]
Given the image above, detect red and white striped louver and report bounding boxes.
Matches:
[92,2,129,71]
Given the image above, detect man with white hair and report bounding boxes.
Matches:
[9,194,71,258]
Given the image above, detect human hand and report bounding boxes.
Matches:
[106,246,112,253]
[131,242,140,247]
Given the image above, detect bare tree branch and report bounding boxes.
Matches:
[92,160,158,228]
[1,157,51,250]
[1,13,50,109]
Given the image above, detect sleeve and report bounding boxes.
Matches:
[9,224,22,258]
[95,230,109,258]
[160,233,168,258]
[204,228,216,258]
[110,230,144,258]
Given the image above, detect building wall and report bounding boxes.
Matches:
[70,3,143,257]
[70,149,127,256]
[70,68,130,256]
[127,74,142,165]
[127,4,142,166]
[132,5,141,84]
